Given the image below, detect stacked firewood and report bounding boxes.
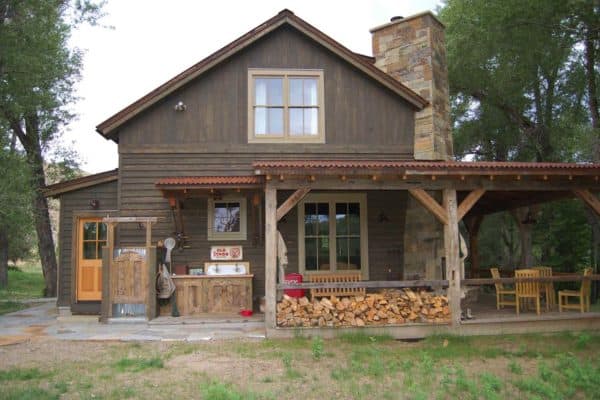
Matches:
[276,289,450,328]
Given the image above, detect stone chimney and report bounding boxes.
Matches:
[371,12,452,160]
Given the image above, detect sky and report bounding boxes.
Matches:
[66,0,441,173]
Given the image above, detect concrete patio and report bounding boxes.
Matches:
[0,300,266,346]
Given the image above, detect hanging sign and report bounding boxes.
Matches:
[210,246,243,260]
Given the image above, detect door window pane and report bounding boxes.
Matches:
[97,241,107,258]
[83,223,97,240]
[336,203,348,235]
[317,203,329,236]
[305,238,317,270]
[83,242,96,260]
[349,238,361,269]
[318,237,330,270]
[348,203,360,235]
[98,223,107,240]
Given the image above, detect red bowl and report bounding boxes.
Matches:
[240,309,253,317]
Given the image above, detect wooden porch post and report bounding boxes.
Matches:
[265,186,277,329]
[443,189,461,327]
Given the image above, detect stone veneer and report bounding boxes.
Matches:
[371,12,452,279]
[371,11,452,160]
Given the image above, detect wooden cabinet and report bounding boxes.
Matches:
[169,275,253,316]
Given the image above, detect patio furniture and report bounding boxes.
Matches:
[533,266,555,311]
[515,269,541,316]
[558,268,592,313]
[491,268,516,310]
[308,272,365,299]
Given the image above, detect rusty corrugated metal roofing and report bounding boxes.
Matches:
[252,160,600,173]
[155,176,263,186]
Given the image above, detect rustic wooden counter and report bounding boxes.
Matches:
[164,274,253,316]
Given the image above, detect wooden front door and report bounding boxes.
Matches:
[77,218,107,301]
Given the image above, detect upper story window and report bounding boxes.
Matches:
[248,69,325,143]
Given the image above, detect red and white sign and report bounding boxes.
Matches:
[210,246,243,260]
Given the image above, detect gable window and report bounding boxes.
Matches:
[298,193,368,278]
[207,197,247,241]
[248,69,325,143]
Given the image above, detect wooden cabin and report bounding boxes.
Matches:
[45,10,600,337]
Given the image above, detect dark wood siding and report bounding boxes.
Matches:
[108,25,414,304]
[57,181,118,307]
[117,25,414,151]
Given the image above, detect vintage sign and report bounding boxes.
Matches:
[210,245,243,260]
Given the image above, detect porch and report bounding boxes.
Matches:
[257,160,600,338]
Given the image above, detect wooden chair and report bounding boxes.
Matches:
[491,268,516,310]
[533,266,555,311]
[558,268,592,313]
[515,269,541,316]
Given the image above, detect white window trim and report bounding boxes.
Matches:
[298,193,369,279]
[207,197,247,241]
[247,68,325,144]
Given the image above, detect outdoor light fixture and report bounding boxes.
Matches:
[89,199,99,209]
[174,101,187,111]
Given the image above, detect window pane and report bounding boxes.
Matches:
[83,242,96,260]
[289,108,303,135]
[305,237,317,270]
[304,79,318,105]
[83,222,97,240]
[317,203,329,236]
[214,202,241,233]
[289,78,303,106]
[268,108,283,134]
[349,203,360,235]
[255,107,267,135]
[267,78,283,105]
[255,79,267,105]
[304,203,316,236]
[98,223,107,240]
[336,203,348,235]
[318,237,330,270]
[336,237,349,269]
[304,108,319,135]
[349,238,361,269]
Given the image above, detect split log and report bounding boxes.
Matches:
[276,289,451,328]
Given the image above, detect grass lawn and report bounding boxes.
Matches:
[0,331,599,399]
[0,261,45,315]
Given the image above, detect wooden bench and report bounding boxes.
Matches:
[308,272,365,299]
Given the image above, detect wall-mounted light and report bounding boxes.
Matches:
[377,211,389,223]
[174,101,187,112]
[89,199,99,209]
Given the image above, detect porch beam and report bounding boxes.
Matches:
[408,189,448,225]
[573,189,600,216]
[264,186,278,330]
[443,189,461,327]
[276,188,311,222]
[457,188,485,221]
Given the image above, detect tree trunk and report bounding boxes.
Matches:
[511,208,534,268]
[464,215,483,278]
[0,228,8,289]
[22,117,58,297]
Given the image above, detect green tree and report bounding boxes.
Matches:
[440,0,599,273]
[0,144,34,288]
[0,0,104,295]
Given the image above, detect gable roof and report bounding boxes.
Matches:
[43,169,118,197]
[96,9,428,141]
